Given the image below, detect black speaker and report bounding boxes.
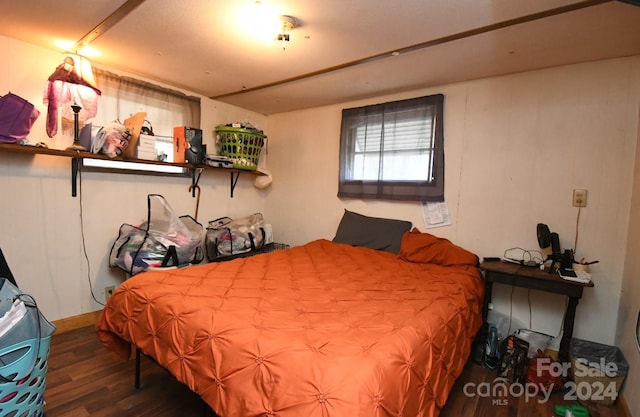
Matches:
[184,128,205,164]
[537,223,551,249]
[550,232,561,256]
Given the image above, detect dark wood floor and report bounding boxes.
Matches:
[43,325,623,417]
[44,325,205,417]
[440,360,622,417]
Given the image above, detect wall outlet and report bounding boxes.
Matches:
[573,189,587,207]
[105,286,115,302]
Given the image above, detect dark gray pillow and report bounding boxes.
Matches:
[332,209,412,254]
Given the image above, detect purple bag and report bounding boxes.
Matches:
[0,92,40,143]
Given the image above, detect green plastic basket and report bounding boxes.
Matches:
[215,126,266,171]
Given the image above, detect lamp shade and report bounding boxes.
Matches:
[54,53,99,92]
[44,53,101,138]
[67,53,98,90]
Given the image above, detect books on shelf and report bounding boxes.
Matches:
[136,134,158,160]
[136,147,158,160]
[138,134,156,148]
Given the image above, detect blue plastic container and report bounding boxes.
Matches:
[0,279,56,417]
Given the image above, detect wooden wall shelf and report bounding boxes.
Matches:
[0,143,263,198]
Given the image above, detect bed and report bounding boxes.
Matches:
[96,213,484,417]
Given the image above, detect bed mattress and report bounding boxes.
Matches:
[96,238,483,417]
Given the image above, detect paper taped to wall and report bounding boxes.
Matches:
[423,201,451,229]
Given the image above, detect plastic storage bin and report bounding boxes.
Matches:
[109,194,205,275]
[0,279,56,417]
[515,328,554,358]
[215,126,266,171]
[570,338,628,406]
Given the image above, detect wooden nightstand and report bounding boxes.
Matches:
[479,260,594,362]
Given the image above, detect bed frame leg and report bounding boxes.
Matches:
[202,401,219,417]
[133,345,217,416]
[135,347,141,389]
[202,402,216,417]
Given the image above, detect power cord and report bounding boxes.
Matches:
[528,289,532,330]
[508,285,515,335]
[503,247,545,266]
[557,297,568,339]
[574,207,581,255]
[507,284,565,346]
[636,309,640,353]
[78,165,105,307]
[505,286,532,336]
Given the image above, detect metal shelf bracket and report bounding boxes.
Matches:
[71,157,80,197]
[230,171,241,198]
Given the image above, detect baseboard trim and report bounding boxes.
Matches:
[616,394,632,417]
[52,310,103,334]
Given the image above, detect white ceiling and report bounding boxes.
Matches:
[1,0,639,115]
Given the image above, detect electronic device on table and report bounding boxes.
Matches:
[537,223,569,274]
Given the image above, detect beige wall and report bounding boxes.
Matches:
[265,56,640,414]
[265,57,640,349]
[618,103,640,415]
[0,35,268,321]
[2,32,639,416]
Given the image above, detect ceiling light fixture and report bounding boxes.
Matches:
[214,0,612,100]
[277,15,297,51]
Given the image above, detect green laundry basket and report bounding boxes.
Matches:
[215,126,266,171]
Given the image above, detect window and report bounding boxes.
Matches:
[82,69,201,175]
[338,94,444,201]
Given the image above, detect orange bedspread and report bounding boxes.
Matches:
[96,239,484,417]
